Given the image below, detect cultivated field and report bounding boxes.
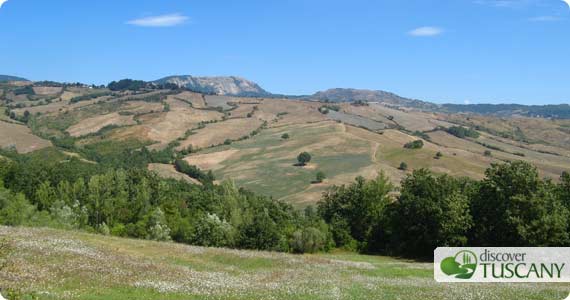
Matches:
[177,118,263,151]
[1,226,568,300]
[2,84,570,205]
[0,121,51,153]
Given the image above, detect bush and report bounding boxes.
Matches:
[281,133,290,140]
[174,160,215,184]
[399,162,408,171]
[484,150,492,157]
[446,126,480,139]
[404,140,424,149]
[314,171,326,183]
[297,152,312,166]
[290,227,328,253]
[192,213,235,247]
[435,152,443,159]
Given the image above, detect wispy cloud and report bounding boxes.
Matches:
[126,13,189,27]
[528,15,562,21]
[0,0,8,9]
[408,26,444,37]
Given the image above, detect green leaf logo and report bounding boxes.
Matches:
[440,250,477,279]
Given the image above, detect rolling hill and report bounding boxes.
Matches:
[311,88,438,110]
[0,75,28,82]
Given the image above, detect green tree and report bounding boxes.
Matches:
[387,169,473,258]
[399,162,408,171]
[318,172,393,249]
[404,140,424,149]
[281,133,290,139]
[471,161,569,246]
[297,152,312,166]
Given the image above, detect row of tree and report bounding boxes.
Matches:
[318,161,570,258]
[1,145,568,259]
[0,150,332,254]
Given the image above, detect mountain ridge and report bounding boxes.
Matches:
[154,75,272,97]
[0,75,29,82]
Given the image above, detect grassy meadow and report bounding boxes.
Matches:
[1,226,569,300]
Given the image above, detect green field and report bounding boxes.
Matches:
[190,121,376,204]
[1,226,568,300]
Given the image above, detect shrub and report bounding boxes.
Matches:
[314,171,326,183]
[297,152,312,166]
[281,133,290,139]
[404,140,424,149]
[484,150,492,157]
[435,152,443,159]
[446,126,480,139]
[399,162,408,171]
[290,227,328,253]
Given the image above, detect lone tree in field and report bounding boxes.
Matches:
[297,152,312,166]
[315,171,326,183]
[435,152,443,159]
[399,162,408,171]
[281,133,290,140]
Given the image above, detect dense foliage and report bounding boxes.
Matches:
[107,79,149,91]
[1,145,568,260]
[445,126,480,139]
[318,161,570,259]
[403,140,424,149]
[0,151,331,254]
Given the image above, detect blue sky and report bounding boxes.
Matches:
[0,0,569,104]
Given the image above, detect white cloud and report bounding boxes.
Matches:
[464,100,472,105]
[408,26,444,37]
[0,0,8,9]
[126,13,189,27]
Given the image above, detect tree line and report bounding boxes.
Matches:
[0,149,332,254]
[0,147,568,259]
[319,161,570,259]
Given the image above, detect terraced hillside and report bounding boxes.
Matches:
[1,226,568,300]
[1,81,570,205]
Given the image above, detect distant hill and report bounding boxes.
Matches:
[0,75,29,82]
[154,75,272,97]
[441,103,570,119]
[310,88,438,110]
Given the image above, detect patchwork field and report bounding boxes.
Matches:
[67,112,136,137]
[2,84,570,206]
[1,226,568,300]
[177,118,263,151]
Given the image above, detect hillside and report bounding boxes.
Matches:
[1,82,570,205]
[0,75,28,82]
[311,88,438,110]
[1,226,567,300]
[154,75,271,97]
[442,103,570,119]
